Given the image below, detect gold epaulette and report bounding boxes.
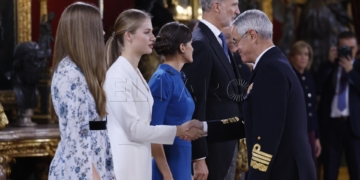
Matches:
[250,144,273,172]
[220,116,239,124]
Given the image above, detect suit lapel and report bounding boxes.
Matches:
[198,22,238,93]
[229,53,241,93]
[118,57,150,98]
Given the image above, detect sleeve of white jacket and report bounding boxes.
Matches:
[104,76,176,144]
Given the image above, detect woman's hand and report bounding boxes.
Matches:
[176,120,205,141]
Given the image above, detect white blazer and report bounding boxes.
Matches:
[104,56,176,180]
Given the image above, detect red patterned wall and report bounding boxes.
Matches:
[30,0,134,65]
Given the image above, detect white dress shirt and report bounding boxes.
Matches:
[200,19,223,46]
[253,46,275,69]
[330,59,355,118]
[200,19,230,61]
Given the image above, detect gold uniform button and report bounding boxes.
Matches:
[258,136,261,140]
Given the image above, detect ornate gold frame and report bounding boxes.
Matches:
[15,0,32,44]
[0,138,59,176]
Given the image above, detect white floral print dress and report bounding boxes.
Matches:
[48,57,115,180]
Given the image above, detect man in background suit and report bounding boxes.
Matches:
[181,0,245,179]
[204,9,316,180]
[222,26,251,83]
[317,31,360,180]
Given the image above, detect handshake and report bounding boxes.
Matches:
[176,120,206,141]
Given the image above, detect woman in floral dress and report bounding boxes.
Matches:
[48,2,115,180]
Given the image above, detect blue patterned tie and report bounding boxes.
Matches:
[337,70,347,111]
[218,33,230,61]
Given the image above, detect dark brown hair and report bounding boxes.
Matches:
[52,2,107,120]
[154,22,192,56]
[337,31,357,44]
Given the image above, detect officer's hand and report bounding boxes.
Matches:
[315,138,322,158]
[193,159,208,180]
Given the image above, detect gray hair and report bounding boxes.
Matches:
[200,0,224,12]
[232,9,273,40]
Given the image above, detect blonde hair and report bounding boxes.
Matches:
[105,9,151,69]
[51,2,107,120]
[288,41,314,71]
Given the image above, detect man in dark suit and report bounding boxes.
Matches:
[317,31,360,180]
[222,26,251,83]
[203,9,316,180]
[181,0,245,179]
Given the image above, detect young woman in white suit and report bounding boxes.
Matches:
[103,9,204,180]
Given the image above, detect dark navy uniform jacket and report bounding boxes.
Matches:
[206,47,316,180]
[233,52,251,83]
[293,69,320,137]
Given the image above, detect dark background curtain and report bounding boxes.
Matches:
[351,0,360,42]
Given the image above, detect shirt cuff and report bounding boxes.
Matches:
[203,122,208,134]
[193,157,206,161]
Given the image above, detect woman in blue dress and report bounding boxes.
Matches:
[149,22,194,180]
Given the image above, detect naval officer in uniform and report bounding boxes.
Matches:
[202,9,316,180]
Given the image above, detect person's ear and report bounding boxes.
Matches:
[249,30,258,43]
[213,2,221,13]
[249,30,256,39]
[179,43,186,54]
[124,32,132,43]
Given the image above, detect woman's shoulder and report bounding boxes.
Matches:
[55,57,84,77]
[149,67,174,86]
[106,56,127,77]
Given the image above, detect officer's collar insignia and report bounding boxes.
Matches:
[250,143,273,172]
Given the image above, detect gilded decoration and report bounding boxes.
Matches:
[0,91,17,122]
[259,0,273,21]
[16,0,32,44]
[0,125,60,177]
[0,104,8,130]
[40,0,48,22]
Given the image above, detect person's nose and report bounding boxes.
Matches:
[235,7,240,16]
[150,32,155,42]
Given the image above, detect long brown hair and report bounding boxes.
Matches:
[105,9,151,69]
[288,41,314,71]
[51,2,107,120]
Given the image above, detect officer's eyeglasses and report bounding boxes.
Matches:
[232,30,258,46]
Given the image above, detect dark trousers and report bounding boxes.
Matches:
[322,117,360,180]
